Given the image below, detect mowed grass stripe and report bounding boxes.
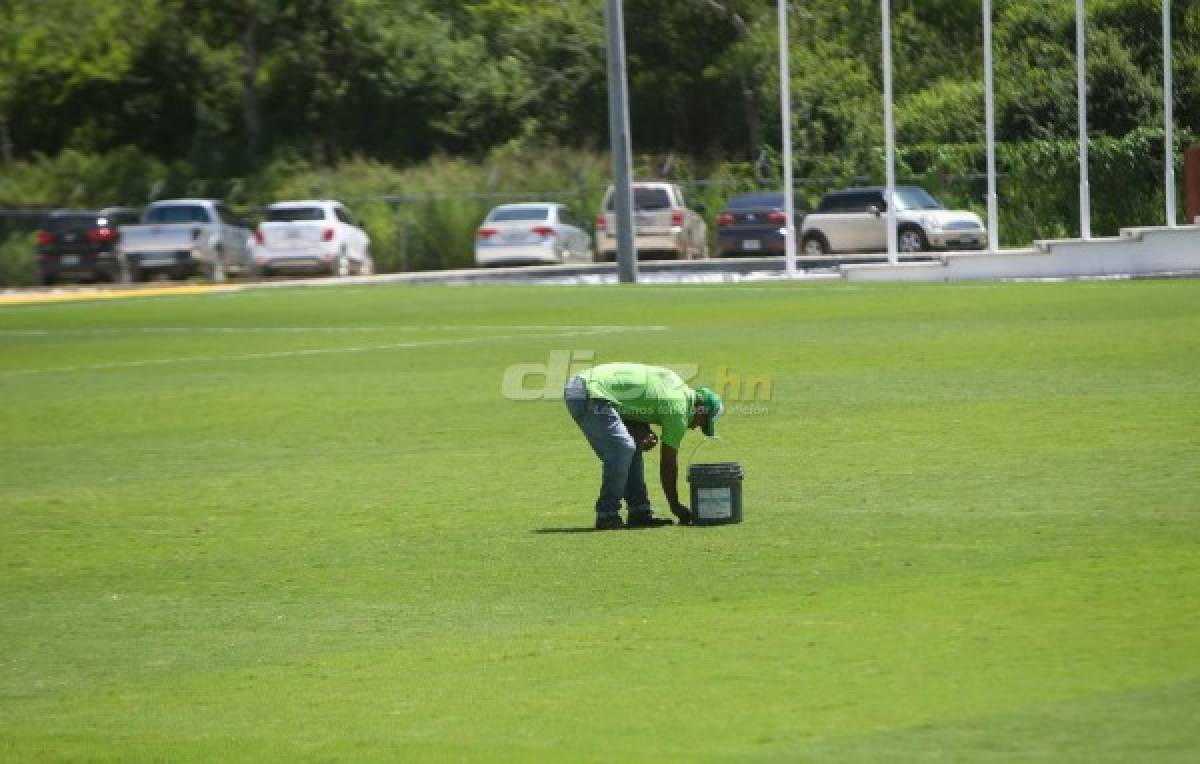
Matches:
[3,546,1195,760]
[0,280,1197,761]
[0,325,665,378]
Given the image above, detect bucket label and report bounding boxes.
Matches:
[697,487,733,519]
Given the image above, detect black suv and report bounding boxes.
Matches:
[35,208,141,285]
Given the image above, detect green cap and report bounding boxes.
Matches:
[694,387,724,437]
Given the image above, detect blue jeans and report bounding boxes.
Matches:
[565,376,651,518]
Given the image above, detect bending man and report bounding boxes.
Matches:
[564,362,723,530]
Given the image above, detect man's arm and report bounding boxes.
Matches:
[659,445,692,524]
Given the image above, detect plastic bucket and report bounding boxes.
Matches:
[687,462,744,526]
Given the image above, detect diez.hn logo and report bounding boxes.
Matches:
[500,350,772,407]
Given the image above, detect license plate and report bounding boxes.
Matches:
[742,240,761,251]
[286,230,300,239]
[61,255,80,266]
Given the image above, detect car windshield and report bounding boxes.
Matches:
[145,205,211,224]
[607,187,672,211]
[894,188,942,211]
[47,215,98,230]
[489,207,550,222]
[727,194,784,210]
[266,207,326,222]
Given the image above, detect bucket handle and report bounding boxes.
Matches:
[687,435,719,472]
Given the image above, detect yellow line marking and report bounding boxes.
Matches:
[0,284,243,306]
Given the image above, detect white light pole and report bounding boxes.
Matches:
[881,0,898,264]
[1164,0,1177,227]
[779,0,797,277]
[1076,0,1091,239]
[983,0,999,254]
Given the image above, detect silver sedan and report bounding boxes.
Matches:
[474,203,593,266]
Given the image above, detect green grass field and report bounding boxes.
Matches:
[2,280,1198,761]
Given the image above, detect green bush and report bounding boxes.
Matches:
[0,233,37,287]
[257,148,613,272]
[0,147,177,208]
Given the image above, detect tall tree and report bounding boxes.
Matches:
[0,0,146,163]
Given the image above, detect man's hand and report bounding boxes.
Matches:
[624,420,658,451]
[670,503,693,526]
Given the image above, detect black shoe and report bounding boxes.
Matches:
[595,514,625,530]
[627,513,674,529]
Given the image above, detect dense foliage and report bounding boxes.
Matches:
[1,0,1197,282]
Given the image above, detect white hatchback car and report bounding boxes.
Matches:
[253,200,373,277]
[799,186,986,254]
[474,203,592,266]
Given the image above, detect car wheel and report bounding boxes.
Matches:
[801,234,829,255]
[329,249,349,277]
[209,248,227,282]
[110,254,132,284]
[38,271,56,287]
[898,226,929,253]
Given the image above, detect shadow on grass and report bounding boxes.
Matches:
[532,525,676,534]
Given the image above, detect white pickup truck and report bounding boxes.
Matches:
[119,199,254,281]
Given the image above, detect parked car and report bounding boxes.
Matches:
[474,203,592,267]
[595,182,708,261]
[253,200,373,278]
[34,208,141,285]
[715,192,807,257]
[799,186,986,254]
[119,199,254,281]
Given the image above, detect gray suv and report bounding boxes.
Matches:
[799,186,986,254]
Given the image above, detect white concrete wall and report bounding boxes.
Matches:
[842,225,1200,282]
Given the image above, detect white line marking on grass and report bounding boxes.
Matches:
[0,326,668,377]
[0,325,668,337]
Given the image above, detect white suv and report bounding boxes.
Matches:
[595,182,708,260]
[799,186,986,254]
[253,200,373,277]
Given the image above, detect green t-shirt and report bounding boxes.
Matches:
[578,363,695,448]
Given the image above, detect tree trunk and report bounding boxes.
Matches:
[742,78,763,155]
[242,13,261,155]
[693,0,763,156]
[0,110,13,165]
